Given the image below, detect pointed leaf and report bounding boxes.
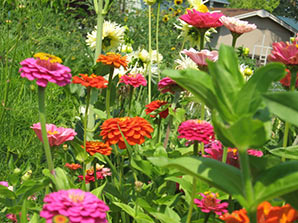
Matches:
[0,185,16,199]
[263,91,298,126]
[268,145,298,160]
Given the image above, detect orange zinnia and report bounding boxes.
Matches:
[145,100,169,119]
[82,141,112,156]
[65,163,82,170]
[100,116,153,149]
[72,74,108,89]
[219,209,250,223]
[96,53,128,69]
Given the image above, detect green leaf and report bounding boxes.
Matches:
[281,191,298,209]
[234,63,286,115]
[42,168,72,190]
[0,185,16,199]
[29,213,40,223]
[254,161,298,206]
[148,156,245,204]
[20,200,28,223]
[113,202,135,217]
[70,141,89,162]
[263,91,298,126]
[92,108,107,120]
[268,145,298,160]
[91,180,107,199]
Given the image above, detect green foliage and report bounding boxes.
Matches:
[228,0,280,13]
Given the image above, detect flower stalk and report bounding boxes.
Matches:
[94,0,104,64]
[106,67,114,118]
[148,5,152,103]
[38,86,54,172]
[156,2,161,81]
[186,178,197,223]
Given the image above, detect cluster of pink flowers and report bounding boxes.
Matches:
[119,73,147,88]
[194,192,228,215]
[78,165,111,184]
[182,48,218,67]
[31,123,77,147]
[40,189,109,223]
[180,9,223,29]
[178,120,215,145]
[158,77,181,94]
[19,58,72,87]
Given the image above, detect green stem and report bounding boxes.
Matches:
[204,212,211,223]
[231,32,241,48]
[156,2,161,81]
[199,29,207,51]
[128,86,134,116]
[201,103,205,120]
[156,117,162,144]
[148,5,152,103]
[106,67,114,118]
[94,0,104,64]
[93,161,98,188]
[222,147,228,163]
[186,177,197,223]
[193,141,199,156]
[38,86,54,172]
[200,143,205,156]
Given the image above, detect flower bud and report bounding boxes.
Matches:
[134,181,143,192]
[144,0,156,6]
[243,47,250,56]
[13,168,21,174]
[244,67,253,76]
[21,170,32,181]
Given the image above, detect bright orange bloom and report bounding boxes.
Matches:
[257,201,298,223]
[96,53,128,69]
[100,117,154,149]
[220,209,250,223]
[65,163,82,170]
[72,74,108,89]
[145,100,169,119]
[82,141,112,156]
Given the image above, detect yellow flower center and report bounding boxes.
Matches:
[47,130,59,135]
[198,4,208,13]
[68,193,85,203]
[34,52,62,64]
[53,215,69,223]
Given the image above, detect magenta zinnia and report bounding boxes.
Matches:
[40,189,109,223]
[182,48,218,67]
[268,38,298,65]
[31,123,77,147]
[158,77,181,94]
[179,9,223,29]
[178,120,215,144]
[194,192,228,215]
[119,73,147,88]
[19,57,72,87]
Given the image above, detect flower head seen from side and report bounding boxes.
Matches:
[145,100,169,119]
[97,53,128,69]
[65,163,82,170]
[82,141,112,156]
[182,48,218,67]
[31,123,77,147]
[220,16,257,34]
[19,54,72,87]
[279,69,298,88]
[86,21,125,52]
[158,77,182,94]
[268,38,298,65]
[72,74,108,89]
[220,208,249,223]
[100,117,153,149]
[194,192,228,215]
[78,165,111,183]
[179,9,223,29]
[40,189,109,223]
[178,120,215,145]
[120,73,147,88]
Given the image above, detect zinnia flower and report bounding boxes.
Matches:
[158,77,182,94]
[31,123,77,147]
[220,208,249,223]
[182,48,218,66]
[19,56,72,87]
[78,165,111,183]
[194,192,228,215]
[220,16,257,34]
[86,21,125,52]
[119,73,147,88]
[0,181,9,187]
[178,120,215,145]
[65,163,82,170]
[279,69,298,88]
[34,52,63,64]
[83,141,112,156]
[175,53,198,70]
[145,100,169,119]
[40,189,109,222]
[179,9,223,29]
[72,74,108,89]
[100,117,153,149]
[97,53,128,69]
[268,38,298,65]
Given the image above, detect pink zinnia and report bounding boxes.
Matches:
[158,77,181,94]
[220,16,257,34]
[119,73,147,88]
[0,181,9,187]
[182,48,218,66]
[178,120,215,144]
[194,192,228,215]
[268,38,298,65]
[31,123,77,147]
[40,189,109,223]
[179,9,223,29]
[19,58,72,87]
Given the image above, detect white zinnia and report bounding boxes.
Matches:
[86,20,126,52]
[175,53,198,70]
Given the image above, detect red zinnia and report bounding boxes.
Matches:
[82,141,112,156]
[96,53,128,69]
[145,100,169,119]
[72,74,108,89]
[100,117,153,149]
[280,69,298,88]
